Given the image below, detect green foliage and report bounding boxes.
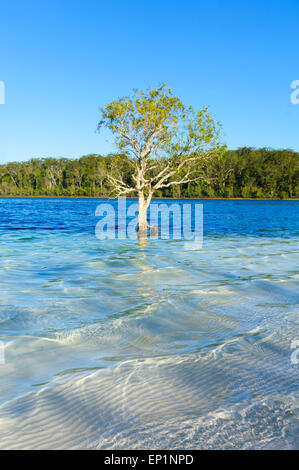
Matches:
[98,85,225,199]
[0,148,298,199]
[98,85,222,159]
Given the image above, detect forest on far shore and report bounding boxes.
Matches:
[0,147,298,199]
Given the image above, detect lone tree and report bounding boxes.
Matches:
[98,85,225,235]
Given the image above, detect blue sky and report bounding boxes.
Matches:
[0,0,298,163]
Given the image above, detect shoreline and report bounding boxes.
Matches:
[0,195,298,201]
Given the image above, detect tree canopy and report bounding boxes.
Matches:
[0,147,297,199]
[97,85,225,196]
[97,84,226,233]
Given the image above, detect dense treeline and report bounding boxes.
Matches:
[0,148,298,199]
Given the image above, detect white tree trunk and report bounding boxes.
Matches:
[138,192,148,236]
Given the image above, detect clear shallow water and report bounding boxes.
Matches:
[0,198,298,449]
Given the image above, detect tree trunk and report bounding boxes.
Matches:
[138,192,148,236]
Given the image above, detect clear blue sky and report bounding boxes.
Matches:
[0,0,298,163]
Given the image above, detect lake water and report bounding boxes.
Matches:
[0,198,298,449]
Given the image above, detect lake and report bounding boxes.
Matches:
[0,198,298,449]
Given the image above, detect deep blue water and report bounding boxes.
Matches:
[0,198,298,237]
[0,198,298,449]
